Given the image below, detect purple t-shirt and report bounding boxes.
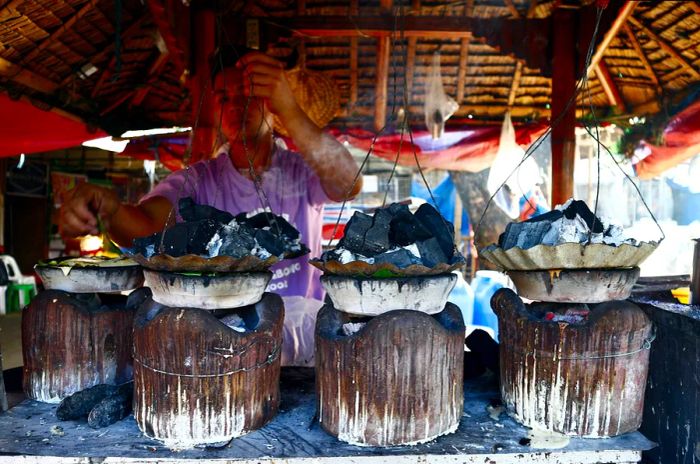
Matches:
[141,144,327,300]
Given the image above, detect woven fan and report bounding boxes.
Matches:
[273,64,340,137]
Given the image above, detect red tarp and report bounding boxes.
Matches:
[0,94,105,157]
[635,100,700,180]
[328,124,548,172]
[122,123,549,173]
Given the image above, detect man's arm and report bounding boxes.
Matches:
[237,53,362,201]
[59,183,172,246]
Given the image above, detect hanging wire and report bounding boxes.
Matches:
[216,13,283,237]
[474,5,664,245]
[327,1,411,247]
[474,7,604,242]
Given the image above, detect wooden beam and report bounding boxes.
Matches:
[456,0,473,104]
[145,0,187,75]
[90,17,152,98]
[551,8,576,206]
[628,16,700,80]
[586,1,637,78]
[504,0,520,18]
[0,56,59,94]
[20,0,98,66]
[62,15,149,88]
[348,0,359,106]
[594,61,626,111]
[406,37,417,103]
[349,38,358,106]
[130,50,170,107]
[375,36,391,131]
[265,15,544,39]
[507,60,523,107]
[622,23,661,93]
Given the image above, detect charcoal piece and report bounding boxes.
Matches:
[387,202,412,219]
[389,214,432,246]
[525,209,563,223]
[87,385,133,429]
[254,229,285,257]
[414,204,455,258]
[218,225,257,258]
[465,329,499,375]
[463,351,486,379]
[416,237,448,267]
[361,208,392,256]
[244,213,300,240]
[498,221,552,250]
[132,232,160,257]
[562,199,604,233]
[338,212,373,254]
[160,223,190,256]
[56,384,119,421]
[188,219,221,255]
[373,248,421,268]
[178,197,233,223]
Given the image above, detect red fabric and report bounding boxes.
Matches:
[635,100,700,179]
[122,123,549,173]
[0,94,105,157]
[328,124,548,172]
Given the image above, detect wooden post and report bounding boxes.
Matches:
[374,37,391,132]
[189,7,217,163]
[550,8,576,206]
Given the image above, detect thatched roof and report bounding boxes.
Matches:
[0,0,698,135]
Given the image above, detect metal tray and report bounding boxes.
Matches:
[480,242,658,271]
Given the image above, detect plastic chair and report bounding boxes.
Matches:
[7,283,37,313]
[0,255,37,312]
[0,255,36,285]
[0,286,7,315]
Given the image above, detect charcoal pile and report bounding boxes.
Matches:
[318,202,464,272]
[56,382,133,429]
[131,198,308,261]
[497,199,634,251]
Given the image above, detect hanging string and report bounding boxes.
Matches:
[474,6,665,245]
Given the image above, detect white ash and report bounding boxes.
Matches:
[206,232,223,258]
[219,314,247,332]
[342,322,366,336]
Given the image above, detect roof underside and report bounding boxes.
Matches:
[0,0,698,135]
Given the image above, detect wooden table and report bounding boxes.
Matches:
[0,368,654,463]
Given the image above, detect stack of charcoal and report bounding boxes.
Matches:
[131,197,306,261]
[319,202,464,270]
[496,199,633,251]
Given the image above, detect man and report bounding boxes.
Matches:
[60,51,362,300]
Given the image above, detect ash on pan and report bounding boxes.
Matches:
[130,197,308,260]
[319,202,464,270]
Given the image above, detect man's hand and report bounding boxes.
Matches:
[59,183,120,239]
[236,52,300,119]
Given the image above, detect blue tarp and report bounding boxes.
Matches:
[411,174,470,235]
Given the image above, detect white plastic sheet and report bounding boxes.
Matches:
[487,113,541,218]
